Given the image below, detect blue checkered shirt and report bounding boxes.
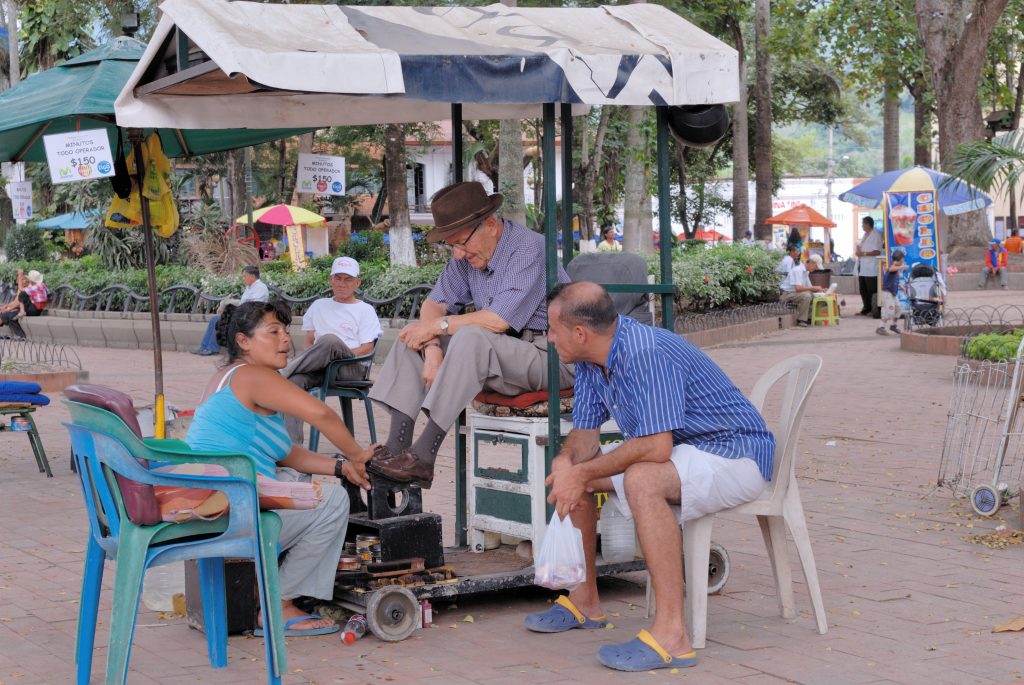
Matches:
[429,219,568,332]
[573,316,776,480]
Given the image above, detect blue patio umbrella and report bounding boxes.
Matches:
[35,209,100,230]
[838,165,992,216]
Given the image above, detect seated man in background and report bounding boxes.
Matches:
[0,269,47,338]
[528,282,775,672]
[193,265,270,355]
[978,238,1009,289]
[779,253,825,327]
[282,256,381,444]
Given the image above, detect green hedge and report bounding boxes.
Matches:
[964,330,1024,362]
[646,243,783,312]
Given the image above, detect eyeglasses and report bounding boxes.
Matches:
[441,219,484,250]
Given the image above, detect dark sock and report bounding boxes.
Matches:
[410,420,447,466]
[385,409,415,453]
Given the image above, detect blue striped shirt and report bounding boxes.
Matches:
[429,219,569,332]
[573,316,776,480]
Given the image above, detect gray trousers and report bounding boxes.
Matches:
[282,334,366,444]
[369,326,574,431]
[274,475,349,601]
[780,290,812,322]
[978,268,1009,288]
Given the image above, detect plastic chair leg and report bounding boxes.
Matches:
[363,397,377,443]
[105,547,148,685]
[340,398,355,437]
[308,426,321,452]
[758,515,796,619]
[783,491,828,634]
[23,412,52,477]
[76,537,106,685]
[681,515,714,649]
[197,558,229,669]
[256,513,286,682]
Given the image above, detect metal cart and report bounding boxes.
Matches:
[939,335,1024,516]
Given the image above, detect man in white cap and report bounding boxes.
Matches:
[281,256,382,444]
[779,253,826,327]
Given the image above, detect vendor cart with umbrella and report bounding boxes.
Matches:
[114,0,751,654]
[765,203,837,262]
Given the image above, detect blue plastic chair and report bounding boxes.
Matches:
[65,400,286,685]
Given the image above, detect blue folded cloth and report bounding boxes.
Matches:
[0,393,50,406]
[0,381,43,395]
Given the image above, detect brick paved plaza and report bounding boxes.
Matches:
[1,290,1022,684]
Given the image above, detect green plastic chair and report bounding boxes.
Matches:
[308,338,379,450]
[65,399,287,685]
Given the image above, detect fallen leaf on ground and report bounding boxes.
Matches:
[993,616,1024,633]
[462,615,474,623]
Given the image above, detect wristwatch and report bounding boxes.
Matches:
[333,453,347,480]
[439,316,450,334]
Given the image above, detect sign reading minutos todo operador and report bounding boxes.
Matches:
[296,153,346,196]
[42,129,117,185]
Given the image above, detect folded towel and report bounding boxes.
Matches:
[0,393,50,406]
[0,381,42,395]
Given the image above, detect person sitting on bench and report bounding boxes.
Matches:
[0,270,47,338]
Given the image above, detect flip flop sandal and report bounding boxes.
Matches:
[524,595,608,633]
[252,613,340,637]
[597,629,698,672]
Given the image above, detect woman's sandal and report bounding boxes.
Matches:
[597,629,698,672]
[252,613,340,637]
[524,595,608,633]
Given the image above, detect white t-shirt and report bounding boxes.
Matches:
[780,263,811,293]
[241,278,270,303]
[302,298,382,348]
[777,254,795,275]
[856,229,884,277]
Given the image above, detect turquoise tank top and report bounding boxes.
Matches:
[185,364,292,479]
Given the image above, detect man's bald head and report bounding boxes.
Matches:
[547,281,617,334]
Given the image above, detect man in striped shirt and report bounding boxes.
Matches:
[525,281,775,672]
[368,182,573,487]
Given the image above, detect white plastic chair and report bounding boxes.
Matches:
[682,354,827,648]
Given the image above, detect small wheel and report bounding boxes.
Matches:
[366,586,419,642]
[971,485,1001,516]
[707,542,730,595]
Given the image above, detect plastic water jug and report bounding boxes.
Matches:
[141,562,186,612]
[600,496,636,563]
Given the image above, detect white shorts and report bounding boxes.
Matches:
[608,443,767,525]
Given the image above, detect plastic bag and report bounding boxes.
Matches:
[534,512,587,590]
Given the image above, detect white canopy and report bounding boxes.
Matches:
[115,0,739,129]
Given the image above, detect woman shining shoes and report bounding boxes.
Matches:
[186,300,377,636]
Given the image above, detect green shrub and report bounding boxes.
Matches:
[361,263,445,299]
[965,330,1024,362]
[338,230,387,263]
[3,224,48,261]
[670,243,782,312]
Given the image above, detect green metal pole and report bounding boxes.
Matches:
[543,103,559,498]
[452,102,467,547]
[452,104,464,183]
[656,107,674,331]
[561,103,573,268]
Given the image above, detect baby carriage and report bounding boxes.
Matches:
[904,263,944,326]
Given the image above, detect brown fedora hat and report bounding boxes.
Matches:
[426,182,504,243]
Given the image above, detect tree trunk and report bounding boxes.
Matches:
[622,106,649,253]
[730,21,749,242]
[882,81,900,171]
[6,0,18,86]
[498,119,526,225]
[226,148,247,222]
[579,107,612,243]
[384,123,416,266]
[917,0,1010,249]
[753,0,772,241]
[276,140,287,201]
[908,76,933,167]
[289,132,314,205]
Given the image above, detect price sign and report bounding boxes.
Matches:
[296,153,346,196]
[8,181,33,221]
[42,129,116,184]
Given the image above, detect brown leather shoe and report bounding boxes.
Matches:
[366,448,434,488]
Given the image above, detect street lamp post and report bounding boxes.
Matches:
[826,124,835,221]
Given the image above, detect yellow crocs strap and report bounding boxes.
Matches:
[555,595,587,624]
[636,629,697,664]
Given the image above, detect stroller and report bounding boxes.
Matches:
[905,263,944,326]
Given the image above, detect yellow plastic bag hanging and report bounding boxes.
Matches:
[105,183,142,228]
[142,133,171,200]
[151,193,179,239]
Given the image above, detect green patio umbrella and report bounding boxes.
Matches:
[0,36,311,434]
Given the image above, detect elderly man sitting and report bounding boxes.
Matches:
[780,253,825,327]
[193,265,270,355]
[281,256,382,444]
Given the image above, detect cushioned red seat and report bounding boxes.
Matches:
[64,384,162,526]
[474,388,573,409]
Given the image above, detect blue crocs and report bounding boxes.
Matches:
[524,595,608,633]
[597,629,699,672]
